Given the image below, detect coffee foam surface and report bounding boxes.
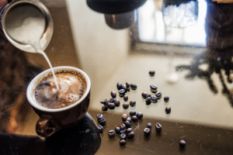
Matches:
[35,71,86,109]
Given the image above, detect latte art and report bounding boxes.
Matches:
[35,71,86,109]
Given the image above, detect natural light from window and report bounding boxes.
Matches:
[138,0,207,47]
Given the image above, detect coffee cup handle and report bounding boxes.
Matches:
[36,117,58,138]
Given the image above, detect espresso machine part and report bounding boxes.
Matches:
[104,11,137,30]
[87,0,146,29]
[1,0,53,53]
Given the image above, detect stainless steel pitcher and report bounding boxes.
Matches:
[1,0,53,53]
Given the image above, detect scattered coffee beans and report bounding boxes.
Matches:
[115,126,121,134]
[123,103,129,109]
[136,112,143,120]
[111,91,117,98]
[100,99,108,105]
[98,74,178,149]
[122,113,128,122]
[97,124,104,133]
[129,101,136,107]
[150,85,157,92]
[149,70,155,77]
[125,82,130,91]
[120,123,126,130]
[131,115,138,122]
[144,127,151,137]
[97,113,104,120]
[108,102,115,110]
[129,111,136,116]
[155,122,162,134]
[145,97,152,105]
[156,92,162,98]
[147,122,152,129]
[108,130,116,138]
[119,89,126,97]
[142,92,149,99]
[101,105,108,111]
[164,96,170,103]
[126,128,133,133]
[179,139,186,150]
[119,139,127,146]
[123,96,128,102]
[120,133,127,139]
[151,96,157,103]
[115,100,120,107]
[130,84,137,90]
[98,118,106,126]
[126,116,132,122]
[124,121,131,128]
[165,107,171,114]
[127,131,135,139]
[117,83,124,90]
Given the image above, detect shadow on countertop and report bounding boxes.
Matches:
[0,114,101,155]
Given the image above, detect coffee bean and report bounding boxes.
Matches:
[100,99,108,105]
[136,112,143,120]
[129,101,136,107]
[101,105,108,111]
[127,131,135,139]
[130,84,137,90]
[108,102,115,110]
[120,123,126,130]
[109,98,116,103]
[179,139,186,150]
[149,70,155,77]
[145,97,152,105]
[144,127,151,137]
[111,91,117,98]
[119,89,126,97]
[126,116,132,122]
[156,92,162,98]
[121,83,127,89]
[126,128,133,133]
[155,122,162,134]
[151,89,157,94]
[141,92,149,99]
[151,96,158,103]
[123,96,128,102]
[121,84,127,90]
[96,113,104,120]
[97,125,104,133]
[131,115,138,122]
[119,139,127,146]
[150,84,157,91]
[119,94,124,98]
[124,121,131,128]
[164,96,170,103]
[120,133,127,139]
[120,129,126,134]
[165,107,171,114]
[108,130,115,138]
[115,126,121,134]
[114,100,120,107]
[147,122,152,129]
[117,83,124,90]
[122,113,128,122]
[125,82,130,89]
[129,111,136,116]
[98,118,106,126]
[123,103,129,109]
